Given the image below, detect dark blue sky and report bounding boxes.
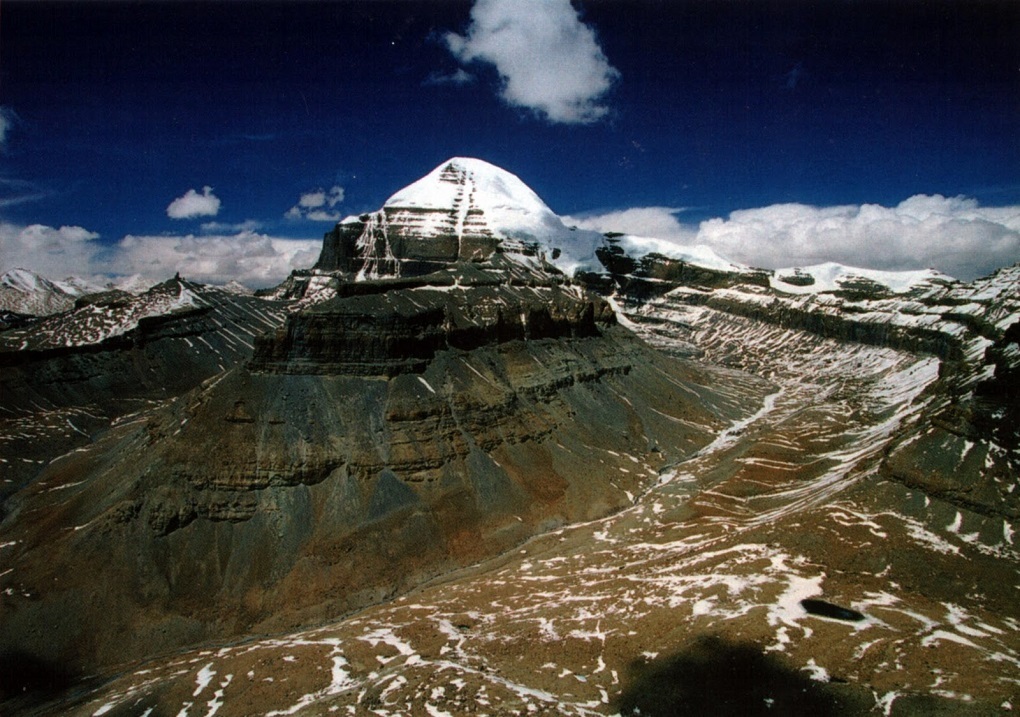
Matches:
[1,1,1018,283]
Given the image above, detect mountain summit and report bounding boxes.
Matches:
[314,158,601,279]
[383,157,562,240]
[0,268,96,316]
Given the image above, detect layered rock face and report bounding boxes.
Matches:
[314,207,503,278]
[251,269,609,376]
[316,200,504,282]
[315,161,523,278]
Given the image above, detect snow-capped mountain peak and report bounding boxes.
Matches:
[317,158,605,279]
[384,157,557,230]
[0,267,88,316]
[382,157,604,271]
[2,267,66,295]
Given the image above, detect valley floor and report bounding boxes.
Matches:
[26,307,1020,716]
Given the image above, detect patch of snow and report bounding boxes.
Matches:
[614,236,747,274]
[770,262,949,295]
[193,662,215,697]
[875,691,899,716]
[920,630,980,649]
[802,658,829,682]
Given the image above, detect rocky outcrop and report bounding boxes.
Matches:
[589,239,1016,365]
[251,270,611,376]
[314,208,520,279]
[583,238,771,300]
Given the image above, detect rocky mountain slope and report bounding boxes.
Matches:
[1,158,1017,716]
[0,277,292,504]
[594,252,1020,521]
[32,256,1019,717]
[0,268,99,319]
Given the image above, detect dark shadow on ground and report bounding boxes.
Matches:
[613,635,872,716]
[0,648,79,711]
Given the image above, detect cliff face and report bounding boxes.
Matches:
[313,159,540,278]
[313,208,514,278]
[251,271,611,376]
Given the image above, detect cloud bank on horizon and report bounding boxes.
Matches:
[0,222,319,288]
[444,0,618,124]
[566,194,1020,281]
[3,191,1017,288]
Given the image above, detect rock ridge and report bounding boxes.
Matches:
[250,268,614,376]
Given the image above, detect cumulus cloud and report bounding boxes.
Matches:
[695,195,1020,280]
[1,221,319,288]
[563,207,696,243]
[285,185,345,222]
[577,195,1020,281]
[0,223,102,279]
[166,186,221,219]
[113,232,320,287]
[200,219,263,233]
[444,0,619,124]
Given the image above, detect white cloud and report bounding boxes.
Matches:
[286,185,345,222]
[445,0,619,124]
[304,210,343,222]
[695,195,1020,280]
[200,219,263,233]
[113,232,320,287]
[576,195,1020,281]
[1,221,319,289]
[563,207,696,243]
[166,186,221,219]
[0,223,102,280]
